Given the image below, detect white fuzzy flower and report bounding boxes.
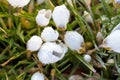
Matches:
[64,31,84,51]
[38,42,67,64]
[7,0,30,8]
[52,4,70,30]
[31,72,44,80]
[83,11,93,23]
[36,9,52,26]
[27,35,43,51]
[37,0,45,5]
[103,30,120,53]
[41,27,59,42]
[84,54,91,62]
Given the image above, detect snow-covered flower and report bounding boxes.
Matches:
[41,27,59,42]
[103,30,120,53]
[31,72,44,80]
[37,0,45,5]
[27,35,43,51]
[64,31,84,51]
[83,11,93,23]
[7,0,30,8]
[37,42,68,64]
[52,4,70,30]
[84,54,91,62]
[36,9,52,26]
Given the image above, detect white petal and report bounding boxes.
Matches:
[84,54,91,62]
[111,23,120,32]
[64,31,84,51]
[31,72,44,80]
[27,35,43,51]
[38,42,66,64]
[7,0,30,8]
[59,43,68,54]
[83,11,93,23]
[103,30,120,53]
[41,27,59,42]
[36,9,52,26]
[52,4,70,29]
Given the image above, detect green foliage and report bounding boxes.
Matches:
[1,0,120,80]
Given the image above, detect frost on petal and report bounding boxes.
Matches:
[64,31,84,51]
[38,42,67,64]
[27,35,43,51]
[36,9,52,26]
[103,30,120,53]
[31,72,44,80]
[7,0,30,8]
[52,4,70,29]
[41,27,59,42]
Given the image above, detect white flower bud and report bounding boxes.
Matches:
[107,59,114,64]
[31,72,44,80]
[37,0,45,5]
[67,0,75,6]
[27,35,43,51]
[36,9,52,26]
[84,54,91,62]
[83,11,93,23]
[52,4,70,30]
[96,32,104,44]
[38,42,67,64]
[7,0,30,8]
[103,30,120,53]
[64,31,84,51]
[41,27,59,42]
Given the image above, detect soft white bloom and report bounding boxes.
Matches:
[103,30,120,53]
[37,0,45,5]
[7,0,30,8]
[38,42,67,64]
[52,4,70,30]
[31,72,44,80]
[64,31,84,51]
[41,27,59,42]
[36,9,52,26]
[84,54,91,62]
[111,23,120,32]
[83,11,93,23]
[27,35,43,51]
